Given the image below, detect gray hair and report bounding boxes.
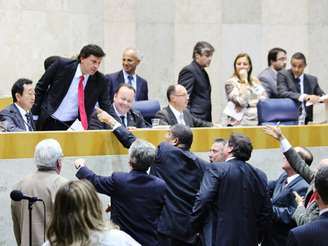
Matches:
[128,139,156,171]
[123,47,143,61]
[192,41,215,59]
[34,139,63,169]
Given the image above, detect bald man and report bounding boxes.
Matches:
[106,48,148,102]
[264,125,328,226]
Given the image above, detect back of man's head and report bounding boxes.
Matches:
[295,146,313,166]
[128,139,156,171]
[315,166,328,205]
[170,124,193,150]
[228,133,253,161]
[34,139,63,170]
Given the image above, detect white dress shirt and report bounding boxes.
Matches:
[169,104,186,125]
[14,103,30,131]
[123,70,137,92]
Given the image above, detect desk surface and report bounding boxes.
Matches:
[0,124,327,159]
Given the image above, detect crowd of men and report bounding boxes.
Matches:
[5,42,328,246]
[0,41,326,131]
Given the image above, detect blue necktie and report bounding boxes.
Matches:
[127,75,133,86]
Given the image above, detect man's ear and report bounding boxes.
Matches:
[171,137,179,146]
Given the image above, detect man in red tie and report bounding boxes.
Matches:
[32,44,110,130]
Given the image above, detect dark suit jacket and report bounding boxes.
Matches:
[88,104,148,129]
[111,126,208,243]
[32,58,110,130]
[191,159,272,246]
[262,173,309,246]
[284,148,319,225]
[106,70,148,102]
[277,69,325,123]
[76,166,166,246]
[287,212,328,246]
[155,105,213,127]
[0,104,35,132]
[178,61,212,122]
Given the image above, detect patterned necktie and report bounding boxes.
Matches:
[25,113,33,131]
[78,75,88,129]
[127,75,133,85]
[294,77,301,93]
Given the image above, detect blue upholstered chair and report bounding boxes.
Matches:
[257,98,299,125]
[133,100,161,124]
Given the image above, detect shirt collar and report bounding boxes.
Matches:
[319,207,328,216]
[113,103,127,118]
[169,104,183,119]
[123,70,136,81]
[287,174,299,184]
[75,63,90,81]
[14,103,28,116]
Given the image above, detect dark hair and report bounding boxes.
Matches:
[267,47,287,66]
[291,52,307,65]
[11,78,33,102]
[170,124,193,150]
[228,133,253,161]
[114,83,136,94]
[77,44,105,62]
[192,41,215,59]
[166,85,176,102]
[315,166,328,204]
[44,56,61,70]
[296,147,313,166]
[233,53,254,85]
[214,138,226,145]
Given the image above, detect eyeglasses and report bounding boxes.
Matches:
[174,94,189,97]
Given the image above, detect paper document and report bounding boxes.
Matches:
[223,101,244,121]
[67,119,84,131]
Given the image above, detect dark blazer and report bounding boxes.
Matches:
[287,212,328,246]
[111,126,208,243]
[262,173,309,246]
[0,104,35,132]
[178,61,212,122]
[277,69,325,123]
[106,70,148,102]
[284,147,319,225]
[191,159,272,246]
[32,59,110,130]
[88,104,148,129]
[258,67,279,98]
[76,166,166,246]
[155,105,213,127]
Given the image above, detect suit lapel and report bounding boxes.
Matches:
[166,106,178,125]
[183,110,193,126]
[287,69,299,92]
[12,104,26,130]
[192,61,211,91]
[59,62,78,100]
[135,75,141,99]
[303,74,311,94]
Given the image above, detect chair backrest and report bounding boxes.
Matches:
[132,100,161,123]
[257,98,299,125]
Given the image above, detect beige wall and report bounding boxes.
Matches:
[1,0,328,121]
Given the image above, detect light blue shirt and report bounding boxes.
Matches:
[52,64,89,121]
[123,70,137,93]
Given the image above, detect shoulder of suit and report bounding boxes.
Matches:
[304,73,318,81]
[106,70,122,80]
[0,104,18,115]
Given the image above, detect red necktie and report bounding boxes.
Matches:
[78,75,88,129]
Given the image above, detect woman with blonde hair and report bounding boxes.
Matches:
[43,180,140,246]
[223,53,267,126]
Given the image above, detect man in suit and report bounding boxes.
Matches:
[106,48,148,102]
[262,146,311,246]
[287,166,328,246]
[155,84,213,127]
[88,83,148,129]
[277,52,326,124]
[32,44,110,130]
[0,78,36,132]
[74,139,166,246]
[208,138,226,163]
[258,47,287,98]
[191,133,272,246]
[264,125,328,226]
[95,109,208,245]
[11,139,67,246]
[178,41,215,122]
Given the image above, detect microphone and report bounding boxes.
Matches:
[130,110,153,128]
[10,190,43,202]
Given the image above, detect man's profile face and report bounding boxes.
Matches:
[209,142,225,163]
[171,85,189,112]
[80,55,102,75]
[122,49,140,74]
[113,87,135,115]
[272,51,287,71]
[16,84,35,111]
[195,53,213,68]
[291,58,306,78]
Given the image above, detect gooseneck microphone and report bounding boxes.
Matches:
[10,190,43,202]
